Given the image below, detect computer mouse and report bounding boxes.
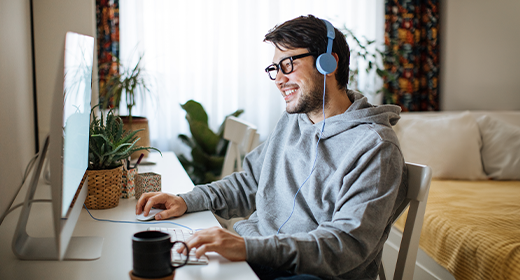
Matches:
[136,208,163,221]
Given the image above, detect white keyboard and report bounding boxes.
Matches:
[147,227,209,265]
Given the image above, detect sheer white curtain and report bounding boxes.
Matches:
[119,0,383,153]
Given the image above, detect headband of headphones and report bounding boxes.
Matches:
[316,19,337,75]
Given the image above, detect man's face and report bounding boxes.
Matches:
[272,47,325,115]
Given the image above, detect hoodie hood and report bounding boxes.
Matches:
[298,90,402,139]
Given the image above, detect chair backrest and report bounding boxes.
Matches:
[220,116,258,178]
[379,162,432,280]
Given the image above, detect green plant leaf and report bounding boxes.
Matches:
[99,54,151,116]
[207,155,225,170]
[176,100,246,184]
[188,120,220,155]
[178,154,190,166]
[191,145,209,167]
[181,100,208,125]
[88,103,161,170]
[178,134,195,148]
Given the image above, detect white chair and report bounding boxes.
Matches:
[216,116,259,231]
[220,116,258,177]
[379,162,432,280]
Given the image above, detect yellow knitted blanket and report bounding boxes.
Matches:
[394,180,520,280]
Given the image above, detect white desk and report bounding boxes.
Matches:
[0,152,258,280]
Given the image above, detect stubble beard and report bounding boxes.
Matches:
[286,71,326,115]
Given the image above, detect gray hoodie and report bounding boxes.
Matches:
[179,91,407,280]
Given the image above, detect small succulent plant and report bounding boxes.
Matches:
[88,104,161,170]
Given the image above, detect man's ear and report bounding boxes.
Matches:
[326,53,340,76]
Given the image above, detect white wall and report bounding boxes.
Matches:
[440,0,520,110]
[0,0,36,221]
[0,0,96,222]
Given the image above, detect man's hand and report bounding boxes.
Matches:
[135,192,188,220]
[178,227,247,262]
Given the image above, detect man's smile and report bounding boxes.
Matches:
[283,88,299,101]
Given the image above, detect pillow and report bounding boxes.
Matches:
[394,111,487,180]
[476,115,520,180]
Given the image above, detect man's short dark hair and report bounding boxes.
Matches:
[264,14,350,91]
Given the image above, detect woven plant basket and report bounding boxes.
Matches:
[81,165,123,209]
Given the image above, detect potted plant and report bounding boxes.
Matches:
[99,54,155,159]
[83,105,161,209]
[340,26,400,102]
[177,100,243,184]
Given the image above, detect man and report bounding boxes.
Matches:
[136,15,407,280]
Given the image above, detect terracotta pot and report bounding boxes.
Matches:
[120,116,151,160]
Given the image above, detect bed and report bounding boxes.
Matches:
[381,110,520,280]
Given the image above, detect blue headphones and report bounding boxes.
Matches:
[316,19,337,75]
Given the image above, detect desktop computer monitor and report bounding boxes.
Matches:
[12,31,103,260]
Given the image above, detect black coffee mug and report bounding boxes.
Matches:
[132,231,189,278]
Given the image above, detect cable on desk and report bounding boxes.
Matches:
[83,204,194,231]
[3,199,53,218]
[0,153,40,226]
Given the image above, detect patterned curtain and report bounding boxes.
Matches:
[383,0,440,111]
[96,0,119,108]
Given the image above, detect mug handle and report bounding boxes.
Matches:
[171,241,190,268]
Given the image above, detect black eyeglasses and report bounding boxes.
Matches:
[265,53,315,80]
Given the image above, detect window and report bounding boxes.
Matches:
[120,0,383,152]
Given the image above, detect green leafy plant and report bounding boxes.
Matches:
[341,26,401,101]
[177,100,243,184]
[88,104,161,170]
[100,54,153,123]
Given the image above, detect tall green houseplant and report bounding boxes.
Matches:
[177,100,243,184]
[100,55,152,122]
[99,54,156,160]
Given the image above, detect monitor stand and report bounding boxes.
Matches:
[12,137,103,260]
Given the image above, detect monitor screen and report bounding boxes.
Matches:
[61,32,92,217]
[12,31,103,261]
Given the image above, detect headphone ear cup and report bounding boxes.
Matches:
[316,53,337,75]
